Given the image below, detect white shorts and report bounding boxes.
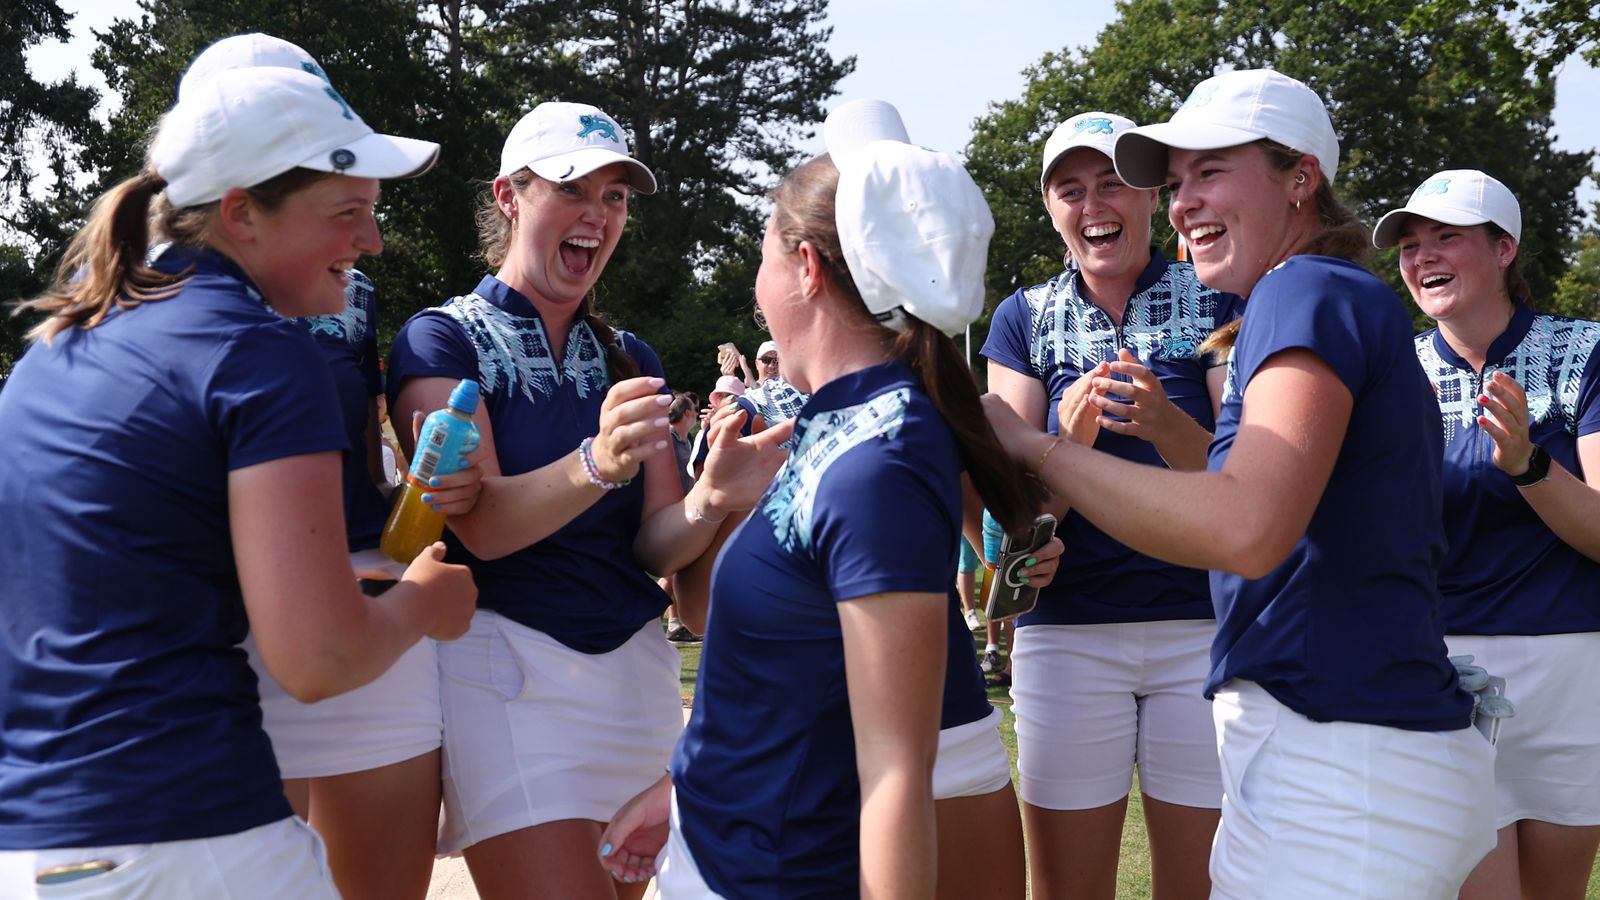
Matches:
[1010,620,1221,810]
[246,634,442,779]
[1210,680,1496,900]
[654,791,727,900]
[1447,631,1600,828]
[0,817,337,899]
[933,707,1012,800]
[437,612,683,854]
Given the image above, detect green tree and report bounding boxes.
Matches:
[486,0,851,393]
[1549,210,1600,321]
[85,0,849,395]
[966,0,1592,336]
[1,0,103,372]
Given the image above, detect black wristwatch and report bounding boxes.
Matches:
[1509,444,1551,487]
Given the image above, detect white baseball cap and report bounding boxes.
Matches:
[178,33,321,101]
[1113,69,1339,189]
[756,340,778,359]
[1372,169,1522,249]
[824,99,993,336]
[499,102,656,194]
[1040,112,1138,193]
[152,67,440,208]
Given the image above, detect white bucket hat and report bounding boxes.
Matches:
[499,102,657,194]
[152,67,440,208]
[1372,169,1522,248]
[1113,69,1339,190]
[178,33,322,100]
[824,98,994,336]
[1040,111,1139,193]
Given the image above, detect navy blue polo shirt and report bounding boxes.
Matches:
[387,275,670,654]
[0,246,344,848]
[983,252,1241,626]
[673,361,961,897]
[1207,256,1471,731]
[1415,304,1600,635]
[299,269,388,551]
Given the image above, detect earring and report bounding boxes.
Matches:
[1295,172,1307,185]
[1295,200,1302,211]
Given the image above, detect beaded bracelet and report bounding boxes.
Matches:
[579,436,631,490]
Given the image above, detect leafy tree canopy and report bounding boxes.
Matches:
[966,0,1593,337]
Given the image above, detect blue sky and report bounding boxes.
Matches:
[27,0,1600,211]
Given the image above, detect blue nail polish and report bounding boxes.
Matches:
[430,503,442,512]
[1022,576,1032,584]
[1025,557,1037,567]
[421,493,433,504]
[625,874,636,883]
[599,842,612,857]
[429,476,441,488]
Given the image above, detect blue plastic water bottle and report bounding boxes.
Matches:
[379,380,481,563]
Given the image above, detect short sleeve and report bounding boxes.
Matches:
[810,447,958,602]
[386,312,479,408]
[980,288,1035,377]
[208,321,347,471]
[1233,261,1376,399]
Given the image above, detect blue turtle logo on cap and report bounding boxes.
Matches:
[322,86,354,121]
[300,61,331,86]
[577,114,618,142]
[330,149,356,171]
[1413,177,1451,199]
[1181,83,1219,109]
[1073,116,1115,136]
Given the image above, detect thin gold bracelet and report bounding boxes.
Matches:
[1036,436,1065,472]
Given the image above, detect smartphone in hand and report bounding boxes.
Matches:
[985,514,1057,622]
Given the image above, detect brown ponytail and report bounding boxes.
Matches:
[1484,223,1532,307]
[771,153,1048,536]
[19,170,180,344]
[580,300,641,384]
[1197,139,1370,361]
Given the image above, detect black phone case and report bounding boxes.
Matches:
[985,514,1056,622]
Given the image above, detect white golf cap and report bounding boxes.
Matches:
[499,102,656,194]
[1040,112,1138,193]
[152,67,440,208]
[179,33,321,101]
[1372,169,1522,248]
[1113,69,1339,189]
[824,99,993,336]
[756,340,778,358]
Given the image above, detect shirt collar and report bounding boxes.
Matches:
[1068,247,1168,305]
[473,274,542,320]
[1429,302,1534,371]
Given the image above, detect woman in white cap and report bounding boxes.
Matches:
[174,33,469,900]
[0,66,474,897]
[597,98,1052,899]
[984,69,1497,897]
[386,101,782,899]
[981,109,1239,898]
[744,338,810,425]
[1375,170,1600,899]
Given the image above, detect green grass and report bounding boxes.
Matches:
[671,633,1599,899]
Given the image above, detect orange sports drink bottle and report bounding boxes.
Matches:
[380,379,480,563]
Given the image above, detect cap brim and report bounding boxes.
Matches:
[1371,205,1493,249]
[303,131,441,181]
[528,148,658,194]
[1112,121,1265,188]
[1040,143,1113,193]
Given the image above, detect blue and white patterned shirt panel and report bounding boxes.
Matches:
[761,389,909,554]
[749,376,810,423]
[301,269,373,345]
[1025,264,1224,379]
[437,293,609,404]
[1415,315,1600,445]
